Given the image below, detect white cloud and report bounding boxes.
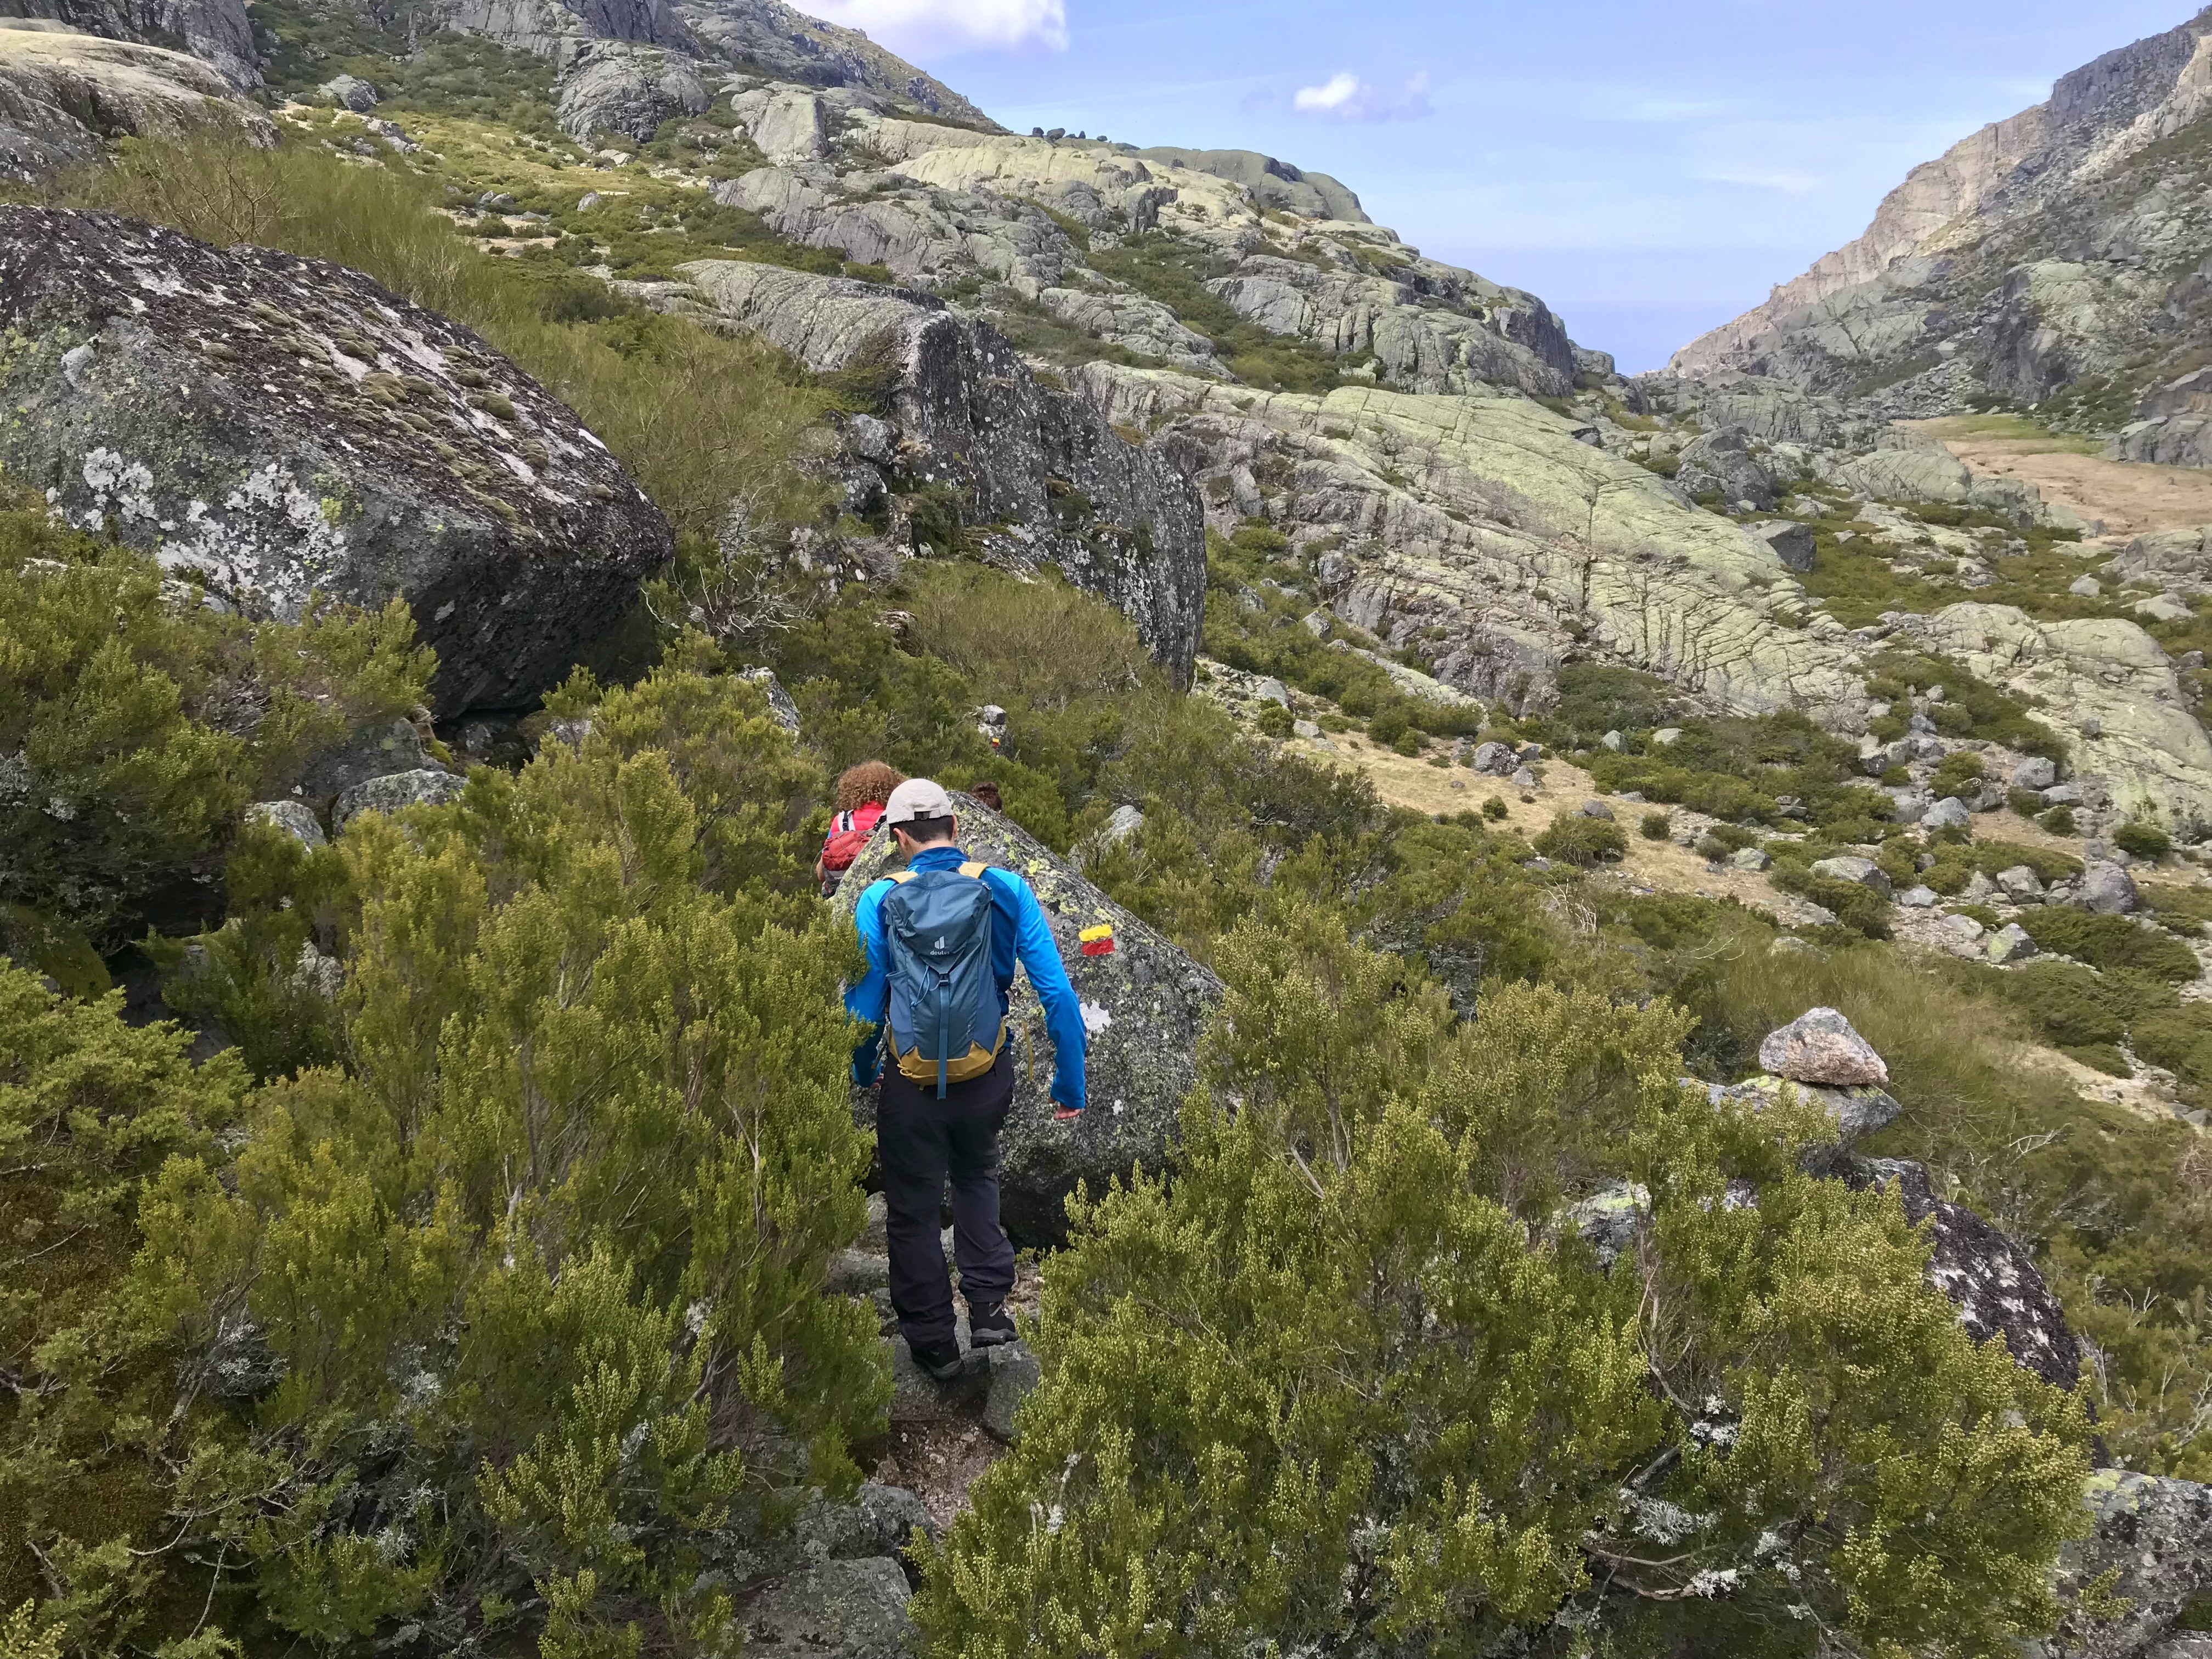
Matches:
[805,0,1068,58]
[1291,70,1431,122]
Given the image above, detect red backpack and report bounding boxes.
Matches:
[821,801,885,876]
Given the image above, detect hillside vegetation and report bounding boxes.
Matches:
[3,19,2212,1656]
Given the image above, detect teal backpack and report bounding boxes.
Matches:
[882,862,1005,1096]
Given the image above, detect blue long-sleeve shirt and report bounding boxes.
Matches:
[847,846,1089,1110]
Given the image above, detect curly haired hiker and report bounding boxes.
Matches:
[816,760,904,896]
[845,778,1088,1379]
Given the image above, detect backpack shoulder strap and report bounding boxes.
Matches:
[958,861,988,879]
[888,870,917,885]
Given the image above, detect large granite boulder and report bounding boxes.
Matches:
[0,24,270,179]
[837,794,1223,1245]
[0,207,673,716]
[1673,423,1777,509]
[553,40,706,143]
[664,260,1207,684]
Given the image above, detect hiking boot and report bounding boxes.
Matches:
[909,1337,964,1381]
[968,1302,1017,1348]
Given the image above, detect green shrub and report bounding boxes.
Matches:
[1639,811,1671,840]
[2064,1042,2134,1076]
[0,494,429,967]
[2040,805,2079,836]
[916,906,2092,1657]
[1390,727,1425,757]
[2115,819,2174,860]
[2141,882,2212,937]
[2021,910,2202,980]
[1482,795,1509,821]
[1932,749,1986,798]
[1534,809,1626,865]
[1256,702,1294,739]
[2010,788,2050,817]
[23,654,887,1655]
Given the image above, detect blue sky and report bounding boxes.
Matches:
[804,0,2200,373]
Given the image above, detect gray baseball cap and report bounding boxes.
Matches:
[882,777,955,825]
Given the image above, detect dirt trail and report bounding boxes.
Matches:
[1908,416,2212,540]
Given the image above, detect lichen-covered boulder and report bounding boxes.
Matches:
[1839,1155,2081,1389]
[1702,1075,1901,1143]
[736,1556,912,1659]
[0,207,673,716]
[2051,1472,2212,1659]
[838,794,1223,1245]
[333,768,463,828]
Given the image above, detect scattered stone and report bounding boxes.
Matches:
[244,799,325,849]
[797,1481,937,1559]
[2069,574,2103,598]
[1470,740,1519,775]
[982,1343,1041,1443]
[1746,517,1816,572]
[332,768,464,828]
[1897,884,1937,907]
[1301,610,1331,639]
[1510,766,1539,788]
[824,1249,888,1296]
[1945,912,1987,944]
[1253,676,1290,707]
[1564,1181,1648,1268]
[1808,855,1893,898]
[1757,1006,1890,1086]
[1293,718,1321,739]
[1961,869,1998,902]
[738,1556,913,1659]
[1652,727,1683,747]
[1987,922,2038,963]
[2011,756,2058,791]
[319,72,379,110]
[1994,865,2045,901]
[1580,799,1613,820]
[1600,730,1623,751]
[1923,797,1972,831]
[2076,861,2139,915]
[1730,846,1772,872]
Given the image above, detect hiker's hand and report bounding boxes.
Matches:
[1053,1103,1082,1121]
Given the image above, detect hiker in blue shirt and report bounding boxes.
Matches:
[847,778,1088,1379]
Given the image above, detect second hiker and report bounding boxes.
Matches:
[816,760,904,896]
[846,778,1088,1379]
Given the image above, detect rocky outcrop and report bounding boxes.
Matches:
[1131,146,1365,222]
[1668,7,2212,417]
[668,0,989,123]
[0,207,672,715]
[552,38,706,140]
[1904,603,2212,828]
[0,0,255,88]
[661,259,1209,682]
[1077,364,1866,720]
[837,794,1224,1247]
[0,23,269,178]
[425,0,695,59]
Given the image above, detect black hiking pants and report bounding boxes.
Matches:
[878,1047,1017,1352]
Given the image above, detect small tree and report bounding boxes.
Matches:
[916,900,2091,1658]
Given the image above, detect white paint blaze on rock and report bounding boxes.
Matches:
[1757,1006,1890,1087]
